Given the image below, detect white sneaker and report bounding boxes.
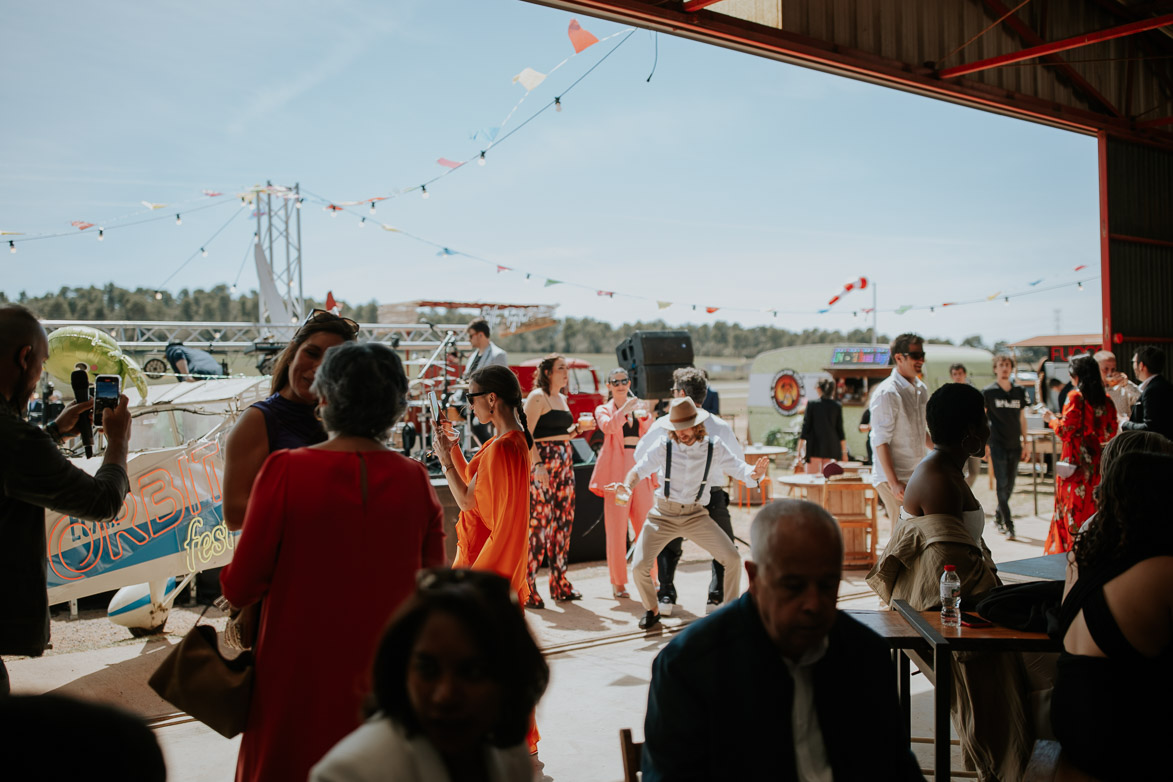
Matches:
[658,596,674,616]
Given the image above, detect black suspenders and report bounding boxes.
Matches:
[663,438,714,502]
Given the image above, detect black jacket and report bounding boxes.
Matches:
[1122,373,1173,442]
[800,398,847,460]
[642,592,924,781]
[0,402,128,655]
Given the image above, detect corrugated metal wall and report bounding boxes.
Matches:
[1106,138,1173,363]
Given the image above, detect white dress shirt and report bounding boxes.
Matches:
[868,368,928,487]
[782,637,833,782]
[634,434,757,505]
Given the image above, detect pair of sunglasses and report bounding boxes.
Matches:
[609,378,630,386]
[901,351,926,360]
[301,308,360,336]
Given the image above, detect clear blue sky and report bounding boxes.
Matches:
[1,0,1102,344]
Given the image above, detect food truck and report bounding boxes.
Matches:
[747,343,996,461]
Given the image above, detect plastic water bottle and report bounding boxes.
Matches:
[940,565,961,628]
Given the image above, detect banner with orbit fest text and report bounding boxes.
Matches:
[45,441,237,605]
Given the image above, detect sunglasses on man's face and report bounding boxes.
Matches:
[301,308,360,336]
[901,351,926,361]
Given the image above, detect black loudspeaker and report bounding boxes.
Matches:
[616,330,694,367]
[569,463,606,564]
[615,331,694,399]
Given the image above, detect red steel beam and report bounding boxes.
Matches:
[1098,131,1112,352]
[683,0,723,11]
[980,0,1122,118]
[940,14,1173,79]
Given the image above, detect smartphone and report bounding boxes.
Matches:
[93,374,120,426]
[427,391,442,422]
[959,612,993,628]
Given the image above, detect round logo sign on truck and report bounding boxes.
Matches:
[771,369,804,416]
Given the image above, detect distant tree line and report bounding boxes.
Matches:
[3,285,991,360]
[4,284,380,324]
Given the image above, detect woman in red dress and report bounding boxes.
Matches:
[221,342,446,782]
[1042,354,1118,554]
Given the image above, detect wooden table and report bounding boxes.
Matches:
[844,609,931,735]
[736,446,788,506]
[777,474,878,568]
[891,599,1061,782]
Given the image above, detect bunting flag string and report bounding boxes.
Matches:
[304,188,1098,320]
[8,191,235,245]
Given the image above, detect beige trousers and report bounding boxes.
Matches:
[631,498,741,612]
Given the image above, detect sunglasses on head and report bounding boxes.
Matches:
[301,308,360,336]
[902,351,926,360]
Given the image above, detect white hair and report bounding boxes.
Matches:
[749,499,842,565]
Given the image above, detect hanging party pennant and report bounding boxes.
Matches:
[544,278,562,287]
[986,291,1002,300]
[437,248,456,256]
[705,306,719,314]
[567,19,599,53]
[1073,264,1087,272]
[437,158,464,169]
[657,301,672,310]
[380,224,400,232]
[141,201,166,210]
[513,68,547,92]
[470,127,500,143]
[496,265,511,273]
[1028,279,1043,286]
[0,231,24,235]
[895,305,913,315]
[597,290,614,297]
[71,221,94,231]
[324,204,343,213]
[202,190,223,197]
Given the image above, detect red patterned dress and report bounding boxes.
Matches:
[1045,388,1118,554]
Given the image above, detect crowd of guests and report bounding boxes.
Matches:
[5,301,1171,781]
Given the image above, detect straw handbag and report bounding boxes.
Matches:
[148,624,254,738]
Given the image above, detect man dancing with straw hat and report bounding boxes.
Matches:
[610,397,768,630]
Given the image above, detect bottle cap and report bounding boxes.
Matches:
[943,565,956,572]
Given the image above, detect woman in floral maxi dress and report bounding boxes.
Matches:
[1043,354,1118,554]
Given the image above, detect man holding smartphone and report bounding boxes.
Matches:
[0,304,132,694]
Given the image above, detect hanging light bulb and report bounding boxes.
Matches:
[155,291,163,300]
[369,202,376,215]
[330,208,338,218]
[1078,281,1084,291]
[8,241,15,254]
[230,284,238,294]
[554,96,562,112]
[478,151,487,166]
[359,217,366,227]
[240,197,248,208]
[1004,297,1010,307]
[200,247,208,257]
[97,228,104,241]
[930,307,936,316]
[295,197,303,209]
[421,185,429,199]
[175,213,182,226]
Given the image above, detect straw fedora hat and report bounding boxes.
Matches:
[666,397,710,430]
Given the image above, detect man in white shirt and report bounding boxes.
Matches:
[463,318,509,444]
[868,333,931,527]
[634,367,743,613]
[1094,349,1140,419]
[616,397,767,630]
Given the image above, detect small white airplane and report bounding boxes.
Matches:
[46,377,269,634]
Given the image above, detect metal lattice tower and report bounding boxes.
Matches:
[254,181,304,324]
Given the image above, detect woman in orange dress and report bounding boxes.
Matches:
[435,365,540,751]
[1042,354,1118,554]
[435,365,532,604]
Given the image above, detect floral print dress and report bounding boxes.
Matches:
[1045,388,1118,554]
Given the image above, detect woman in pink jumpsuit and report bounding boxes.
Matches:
[588,368,654,598]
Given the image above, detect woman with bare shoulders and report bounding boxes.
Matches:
[868,383,1033,782]
[222,310,359,532]
[1052,436,1173,780]
[521,354,594,607]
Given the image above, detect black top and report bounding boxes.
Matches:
[1051,555,1173,780]
[532,408,574,440]
[1121,373,1173,441]
[983,382,1027,450]
[250,393,327,453]
[0,401,129,655]
[621,415,640,438]
[799,397,846,460]
[643,593,924,781]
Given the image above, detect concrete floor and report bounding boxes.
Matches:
[7,469,1055,781]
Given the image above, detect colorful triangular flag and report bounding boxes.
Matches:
[141,201,166,210]
[657,301,672,310]
[567,19,599,53]
[70,221,93,231]
[545,278,562,287]
[437,158,463,169]
[496,265,511,273]
[895,305,913,315]
[513,68,547,92]
[705,307,719,314]
[202,190,223,197]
